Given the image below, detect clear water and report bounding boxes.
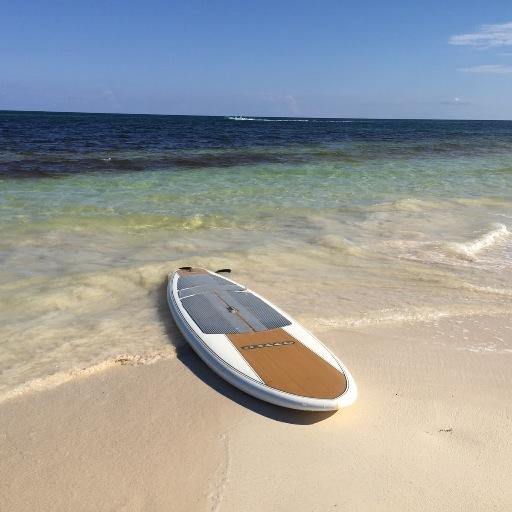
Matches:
[1,112,511,396]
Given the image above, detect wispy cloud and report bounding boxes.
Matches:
[459,64,512,74]
[284,95,299,115]
[449,22,512,48]
[261,93,299,115]
[441,97,470,106]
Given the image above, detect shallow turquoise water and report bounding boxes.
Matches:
[1,112,511,396]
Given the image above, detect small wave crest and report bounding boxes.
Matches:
[462,283,512,296]
[314,309,456,329]
[311,306,509,330]
[315,234,362,255]
[371,198,448,212]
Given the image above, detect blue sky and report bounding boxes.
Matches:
[1,0,512,119]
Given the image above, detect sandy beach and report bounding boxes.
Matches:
[2,313,511,511]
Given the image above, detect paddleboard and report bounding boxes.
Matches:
[167,267,357,411]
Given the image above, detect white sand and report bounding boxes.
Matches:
[1,315,511,511]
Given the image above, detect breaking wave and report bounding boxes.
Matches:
[393,223,510,267]
[445,223,509,262]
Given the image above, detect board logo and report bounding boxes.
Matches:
[241,340,295,350]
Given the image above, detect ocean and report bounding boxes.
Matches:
[1,111,511,397]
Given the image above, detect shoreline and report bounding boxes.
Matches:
[2,314,511,511]
[2,308,512,406]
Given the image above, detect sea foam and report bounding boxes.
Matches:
[445,223,509,262]
[0,348,177,404]
[226,117,352,123]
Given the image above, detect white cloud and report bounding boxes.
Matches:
[459,64,512,74]
[450,22,512,48]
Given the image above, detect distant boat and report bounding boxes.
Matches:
[227,115,255,121]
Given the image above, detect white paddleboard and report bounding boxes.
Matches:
[167,267,357,411]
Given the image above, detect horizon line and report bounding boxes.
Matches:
[0,108,511,122]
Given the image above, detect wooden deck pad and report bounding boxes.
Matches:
[228,329,347,399]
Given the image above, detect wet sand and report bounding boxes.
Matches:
[2,314,511,511]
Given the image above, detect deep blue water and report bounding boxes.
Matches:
[2,111,512,177]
